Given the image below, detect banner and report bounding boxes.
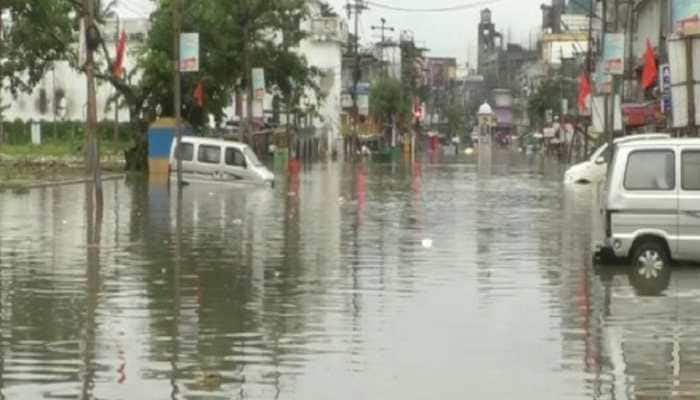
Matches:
[673,0,700,34]
[252,68,265,100]
[594,61,613,94]
[179,33,199,72]
[602,33,625,75]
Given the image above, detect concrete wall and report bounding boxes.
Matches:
[633,0,670,60]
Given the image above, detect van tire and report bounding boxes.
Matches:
[629,240,671,294]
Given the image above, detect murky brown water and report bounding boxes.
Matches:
[0,149,696,399]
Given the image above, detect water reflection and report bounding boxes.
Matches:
[2,156,700,398]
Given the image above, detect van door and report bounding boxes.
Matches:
[678,148,700,261]
[615,148,679,255]
[224,147,254,181]
[195,144,223,178]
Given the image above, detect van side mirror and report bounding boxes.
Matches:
[595,156,606,165]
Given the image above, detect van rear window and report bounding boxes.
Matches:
[174,143,194,161]
[682,151,700,190]
[624,150,675,191]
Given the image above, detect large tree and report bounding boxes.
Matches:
[1,0,320,170]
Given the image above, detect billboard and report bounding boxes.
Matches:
[673,0,700,34]
[252,68,265,100]
[179,33,199,72]
[602,33,625,75]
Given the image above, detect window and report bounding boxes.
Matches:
[198,145,221,164]
[225,148,247,167]
[243,147,263,167]
[174,143,194,161]
[682,151,700,190]
[624,150,675,191]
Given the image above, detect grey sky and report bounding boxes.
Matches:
[327,0,544,67]
[118,0,545,67]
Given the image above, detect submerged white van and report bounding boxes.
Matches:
[598,137,700,271]
[169,137,274,186]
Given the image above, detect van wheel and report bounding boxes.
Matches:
[630,241,671,294]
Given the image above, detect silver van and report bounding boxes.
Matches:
[599,138,700,271]
[169,137,275,186]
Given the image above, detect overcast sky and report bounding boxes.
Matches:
[118,0,545,67]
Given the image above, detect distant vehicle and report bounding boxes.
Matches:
[169,137,274,186]
[596,137,700,272]
[564,134,670,185]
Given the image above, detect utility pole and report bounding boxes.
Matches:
[242,0,254,147]
[84,0,102,199]
[173,0,183,186]
[113,15,120,143]
[372,17,395,76]
[583,0,594,158]
[347,0,367,157]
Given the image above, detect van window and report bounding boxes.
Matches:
[198,145,221,164]
[174,143,194,161]
[624,150,675,191]
[225,148,246,167]
[682,151,700,190]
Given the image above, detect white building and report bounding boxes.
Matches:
[0,18,149,123]
[297,0,348,154]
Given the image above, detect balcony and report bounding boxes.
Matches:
[309,17,348,44]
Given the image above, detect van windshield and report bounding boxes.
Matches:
[244,147,263,167]
[590,143,610,162]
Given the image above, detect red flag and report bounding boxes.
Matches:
[112,30,127,78]
[641,39,658,89]
[194,80,204,107]
[578,72,591,115]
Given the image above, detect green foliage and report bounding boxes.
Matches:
[0,1,74,96]
[1,0,322,169]
[527,74,577,128]
[370,78,410,123]
[444,104,466,136]
[138,0,319,126]
[0,119,134,146]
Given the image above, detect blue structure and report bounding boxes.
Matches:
[148,118,192,175]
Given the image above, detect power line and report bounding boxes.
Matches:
[365,0,500,13]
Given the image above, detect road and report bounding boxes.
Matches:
[0,149,696,399]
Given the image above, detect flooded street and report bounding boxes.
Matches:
[0,150,697,399]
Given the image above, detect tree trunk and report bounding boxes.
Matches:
[124,107,148,171]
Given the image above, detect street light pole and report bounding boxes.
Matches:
[173,0,183,186]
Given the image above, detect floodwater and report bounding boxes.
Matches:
[0,149,696,399]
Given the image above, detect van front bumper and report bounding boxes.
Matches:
[594,236,632,260]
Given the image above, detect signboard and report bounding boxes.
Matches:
[252,68,265,100]
[594,61,613,93]
[673,0,700,34]
[622,102,664,127]
[602,33,625,75]
[660,64,672,113]
[179,33,199,72]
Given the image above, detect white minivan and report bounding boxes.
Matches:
[598,137,700,271]
[564,134,670,185]
[169,137,275,186]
